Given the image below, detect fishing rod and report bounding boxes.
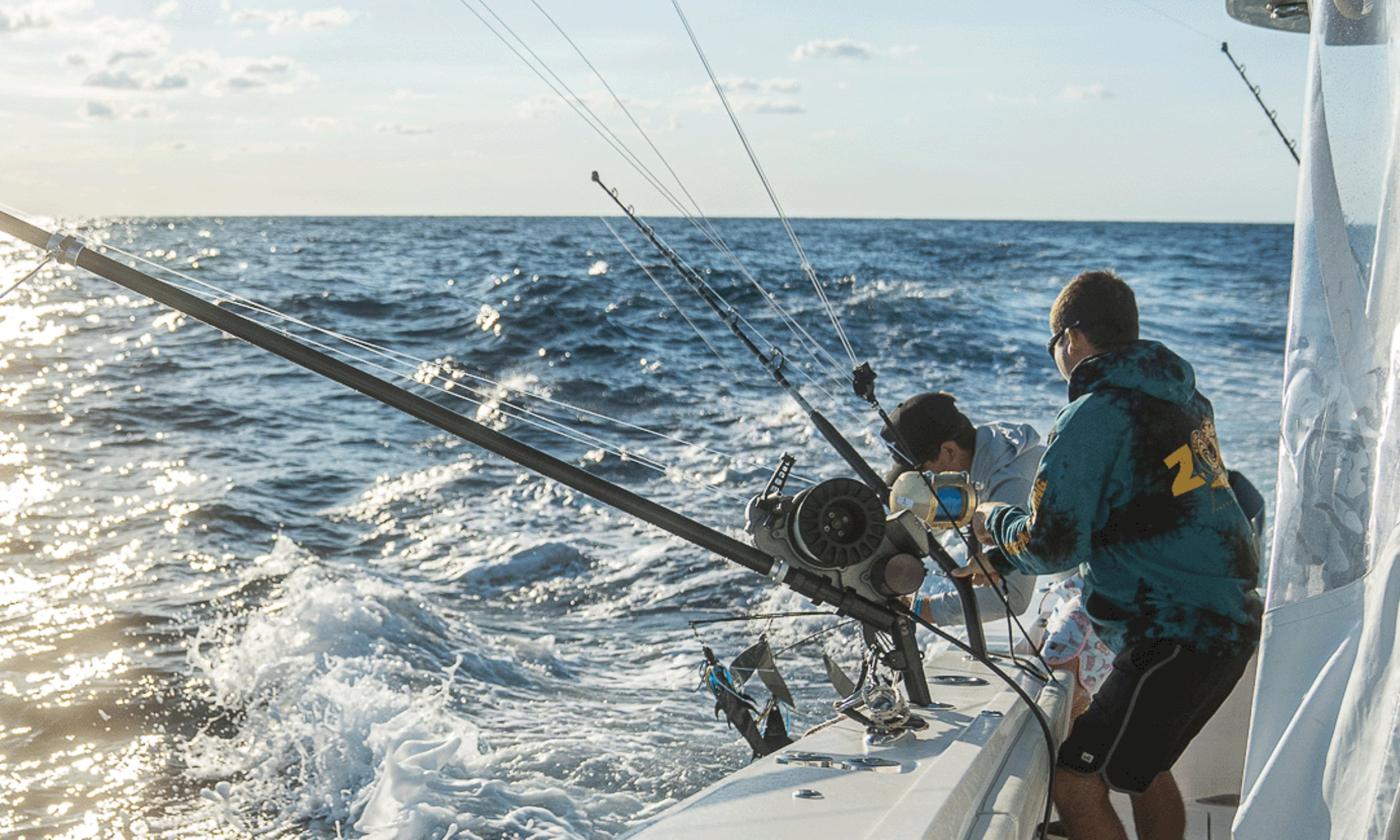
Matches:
[0,208,935,704]
[593,173,989,651]
[1221,41,1300,165]
[592,171,889,498]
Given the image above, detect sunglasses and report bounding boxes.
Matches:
[1046,320,1081,360]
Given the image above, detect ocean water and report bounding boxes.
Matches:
[0,215,1290,838]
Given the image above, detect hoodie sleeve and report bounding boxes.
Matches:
[924,567,1036,625]
[986,398,1122,577]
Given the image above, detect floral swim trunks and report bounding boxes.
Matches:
[1040,574,1114,695]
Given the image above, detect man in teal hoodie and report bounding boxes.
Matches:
[963,271,1261,840]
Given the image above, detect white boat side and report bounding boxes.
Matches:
[625,649,1072,840]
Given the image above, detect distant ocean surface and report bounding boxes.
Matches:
[0,216,1290,838]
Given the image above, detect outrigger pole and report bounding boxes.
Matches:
[0,209,933,705]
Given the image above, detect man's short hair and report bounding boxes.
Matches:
[881,391,975,469]
[1050,270,1139,350]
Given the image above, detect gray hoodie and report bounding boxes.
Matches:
[923,421,1044,626]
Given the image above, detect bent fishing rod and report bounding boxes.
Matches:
[0,208,939,703]
[593,173,988,649]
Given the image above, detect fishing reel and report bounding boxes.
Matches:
[887,470,977,531]
[744,456,933,604]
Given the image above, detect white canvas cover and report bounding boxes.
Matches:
[1235,2,1400,837]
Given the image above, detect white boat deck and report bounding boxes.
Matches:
[628,580,1254,839]
[626,651,1073,840]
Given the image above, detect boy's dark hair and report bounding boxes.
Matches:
[1051,270,1139,350]
[881,391,976,468]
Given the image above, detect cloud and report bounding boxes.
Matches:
[231,6,356,33]
[683,78,802,115]
[791,38,873,61]
[108,48,155,65]
[984,92,1041,107]
[83,67,189,91]
[511,90,607,120]
[717,76,800,95]
[204,55,312,95]
[0,4,49,34]
[295,115,343,130]
[888,44,920,58]
[391,88,433,101]
[128,103,171,119]
[89,15,171,54]
[377,122,433,136]
[245,58,291,74]
[1056,83,1111,103]
[745,100,805,115]
[84,100,115,119]
[167,50,218,73]
[153,1,178,18]
[84,69,144,89]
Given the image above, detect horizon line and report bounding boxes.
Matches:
[28,211,1296,226]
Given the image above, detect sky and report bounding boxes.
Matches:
[0,0,1311,221]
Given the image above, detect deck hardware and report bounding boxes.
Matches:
[930,675,988,686]
[840,756,902,773]
[917,700,956,710]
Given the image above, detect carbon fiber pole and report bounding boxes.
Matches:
[0,209,932,703]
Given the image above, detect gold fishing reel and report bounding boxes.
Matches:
[888,471,977,531]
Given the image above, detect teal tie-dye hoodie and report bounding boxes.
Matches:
[986,340,1262,656]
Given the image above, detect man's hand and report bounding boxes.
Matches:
[971,501,1006,545]
[951,559,1002,588]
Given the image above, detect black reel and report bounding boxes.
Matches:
[745,472,928,604]
[791,478,886,569]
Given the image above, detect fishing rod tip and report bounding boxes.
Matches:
[590,170,600,183]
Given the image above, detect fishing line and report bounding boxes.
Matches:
[174,285,753,503]
[1122,0,1217,44]
[883,422,1050,672]
[526,0,732,249]
[907,605,1057,840]
[217,313,749,502]
[527,0,848,377]
[1122,0,1299,165]
[638,220,860,411]
[471,0,700,224]
[670,0,860,368]
[599,216,740,376]
[83,234,801,485]
[0,253,53,302]
[599,184,875,438]
[519,0,855,383]
[688,610,836,630]
[450,0,853,389]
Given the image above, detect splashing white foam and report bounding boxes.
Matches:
[183,538,649,838]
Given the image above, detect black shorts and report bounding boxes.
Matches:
[1057,639,1251,794]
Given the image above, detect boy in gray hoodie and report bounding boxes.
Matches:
[881,391,1044,626]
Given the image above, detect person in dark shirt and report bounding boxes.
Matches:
[961,270,1261,840]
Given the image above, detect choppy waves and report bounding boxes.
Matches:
[0,216,1291,837]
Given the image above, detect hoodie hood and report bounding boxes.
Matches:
[1068,340,1197,406]
[969,421,1044,506]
